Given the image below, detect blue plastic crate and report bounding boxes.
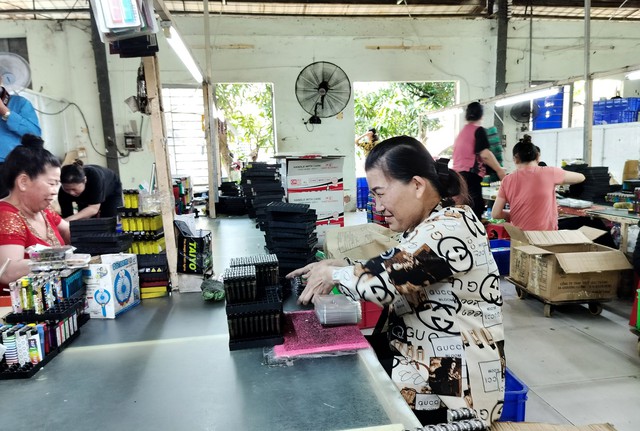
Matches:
[621,111,638,123]
[500,368,529,422]
[490,239,510,275]
[627,97,640,111]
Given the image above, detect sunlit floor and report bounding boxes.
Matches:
[2,211,639,430]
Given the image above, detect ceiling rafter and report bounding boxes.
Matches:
[1,1,640,21]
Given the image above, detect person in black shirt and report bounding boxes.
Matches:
[58,160,123,221]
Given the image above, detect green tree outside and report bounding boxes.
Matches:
[215,83,275,163]
[354,81,456,156]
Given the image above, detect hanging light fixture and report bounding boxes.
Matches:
[494,87,560,107]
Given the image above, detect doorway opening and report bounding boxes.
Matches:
[162,83,275,186]
[353,81,456,176]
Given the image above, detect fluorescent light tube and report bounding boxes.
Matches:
[626,70,640,80]
[495,88,560,107]
[166,26,203,83]
[426,107,463,119]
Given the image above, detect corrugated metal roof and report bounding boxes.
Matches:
[0,1,639,21]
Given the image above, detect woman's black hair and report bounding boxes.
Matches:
[365,135,468,206]
[2,134,61,190]
[368,127,379,143]
[60,159,86,184]
[512,134,539,163]
[465,102,483,122]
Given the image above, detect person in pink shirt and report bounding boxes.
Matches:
[492,135,585,230]
[452,102,505,218]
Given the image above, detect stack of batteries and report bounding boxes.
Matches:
[240,163,285,229]
[217,181,247,216]
[229,254,279,287]
[264,202,318,278]
[70,217,132,255]
[223,255,283,351]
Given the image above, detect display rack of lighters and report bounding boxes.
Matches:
[1,275,84,379]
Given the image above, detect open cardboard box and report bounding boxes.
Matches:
[504,224,632,302]
[493,423,616,431]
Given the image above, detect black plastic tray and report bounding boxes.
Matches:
[3,297,84,324]
[0,330,80,379]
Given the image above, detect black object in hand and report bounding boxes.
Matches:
[0,86,10,105]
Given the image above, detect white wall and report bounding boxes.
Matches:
[500,19,640,159]
[158,16,497,209]
[4,15,640,206]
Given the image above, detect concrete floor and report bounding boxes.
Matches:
[2,211,640,430]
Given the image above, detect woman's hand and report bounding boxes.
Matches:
[286,261,343,305]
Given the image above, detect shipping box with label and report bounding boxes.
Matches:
[288,190,344,222]
[285,156,345,246]
[83,253,140,319]
[286,158,344,193]
[504,224,631,302]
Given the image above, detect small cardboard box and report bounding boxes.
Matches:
[83,253,140,319]
[177,230,213,274]
[286,158,344,192]
[492,423,616,431]
[315,217,345,247]
[288,189,344,221]
[504,224,631,302]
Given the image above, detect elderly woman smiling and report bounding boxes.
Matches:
[287,136,505,425]
[0,134,69,287]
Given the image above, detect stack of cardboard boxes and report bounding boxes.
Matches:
[283,156,345,246]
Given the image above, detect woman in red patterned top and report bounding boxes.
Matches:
[0,134,70,287]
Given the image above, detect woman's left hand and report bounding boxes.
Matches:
[292,263,336,305]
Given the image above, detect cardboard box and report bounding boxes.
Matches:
[177,230,213,274]
[492,423,616,431]
[286,158,344,192]
[504,224,632,302]
[315,217,345,247]
[83,253,140,319]
[288,189,344,221]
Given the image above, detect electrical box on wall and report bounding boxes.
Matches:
[124,133,142,150]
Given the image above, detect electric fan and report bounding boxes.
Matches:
[295,61,351,124]
[509,101,538,124]
[0,52,32,93]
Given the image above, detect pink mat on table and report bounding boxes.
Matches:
[273,310,370,358]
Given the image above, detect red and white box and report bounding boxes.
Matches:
[286,158,344,192]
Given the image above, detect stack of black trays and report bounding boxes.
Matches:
[240,163,285,229]
[223,259,283,351]
[216,181,247,215]
[70,217,132,255]
[264,202,318,280]
[137,253,170,293]
[566,165,611,202]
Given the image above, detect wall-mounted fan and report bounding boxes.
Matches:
[295,61,351,124]
[0,52,31,93]
[509,101,539,123]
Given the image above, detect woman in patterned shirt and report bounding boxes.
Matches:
[287,136,505,425]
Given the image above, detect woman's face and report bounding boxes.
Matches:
[61,178,86,197]
[366,167,433,232]
[25,165,61,211]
